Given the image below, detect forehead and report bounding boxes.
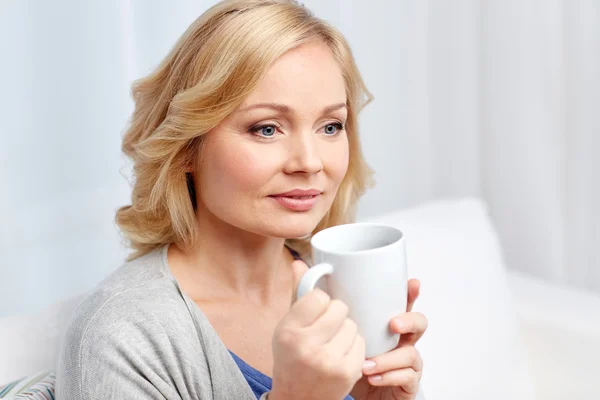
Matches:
[239,41,347,113]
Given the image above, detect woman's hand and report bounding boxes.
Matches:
[269,260,365,400]
[350,279,427,400]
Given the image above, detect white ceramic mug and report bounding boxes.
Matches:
[297,223,407,358]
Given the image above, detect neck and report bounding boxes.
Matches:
[168,206,295,306]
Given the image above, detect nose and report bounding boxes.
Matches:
[283,131,324,175]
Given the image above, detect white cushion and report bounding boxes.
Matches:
[362,197,537,400]
[509,269,600,399]
[0,293,86,384]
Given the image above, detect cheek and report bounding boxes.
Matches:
[201,138,278,198]
[325,137,350,185]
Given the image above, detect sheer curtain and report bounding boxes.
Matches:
[479,0,599,291]
[0,0,598,317]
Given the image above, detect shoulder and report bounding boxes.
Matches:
[56,246,207,398]
[65,246,192,338]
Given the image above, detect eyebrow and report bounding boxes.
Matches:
[237,102,347,116]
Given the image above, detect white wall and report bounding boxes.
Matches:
[1,0,134,316]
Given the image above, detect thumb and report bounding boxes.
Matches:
[290,259,309,304]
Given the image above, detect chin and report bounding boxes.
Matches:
[259,212,324,239]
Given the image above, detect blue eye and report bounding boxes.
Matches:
[259,125,276,137]
[249,124,278,138]
[323,122,344,136]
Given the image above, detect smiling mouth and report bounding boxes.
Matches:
[268,194,321,211]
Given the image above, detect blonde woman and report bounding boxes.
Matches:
[57,1,428,399]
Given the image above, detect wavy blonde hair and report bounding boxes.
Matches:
[116,0,374,261]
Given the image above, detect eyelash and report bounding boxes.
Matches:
[248,122,345,140]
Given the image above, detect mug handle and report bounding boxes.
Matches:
[297,263,334,299]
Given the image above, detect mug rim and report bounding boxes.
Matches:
[310,222,404,255]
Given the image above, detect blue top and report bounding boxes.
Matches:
[228,246,354,400]
[229,350,355,400]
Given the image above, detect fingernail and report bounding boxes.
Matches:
[369,374,382,383]
[362,360,376,371]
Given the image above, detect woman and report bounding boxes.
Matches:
[56,0,428,399]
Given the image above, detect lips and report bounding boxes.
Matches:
[269,189,322,211]
[272,189,322,197]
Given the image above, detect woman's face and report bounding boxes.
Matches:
[195,41,349,239]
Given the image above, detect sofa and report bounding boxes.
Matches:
[1,197,599,399]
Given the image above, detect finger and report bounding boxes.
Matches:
[323,317,358,355]
[290,259,310,304]
[361,346,423,376]
[406,279,420,312]
[366,367,421,394]
[344,333,366,381]
[284,288,331,328]
[390,312,428,347]
[309,299,350,343]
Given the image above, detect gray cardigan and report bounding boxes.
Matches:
[56,244,426,400]
[56,245,256,399]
